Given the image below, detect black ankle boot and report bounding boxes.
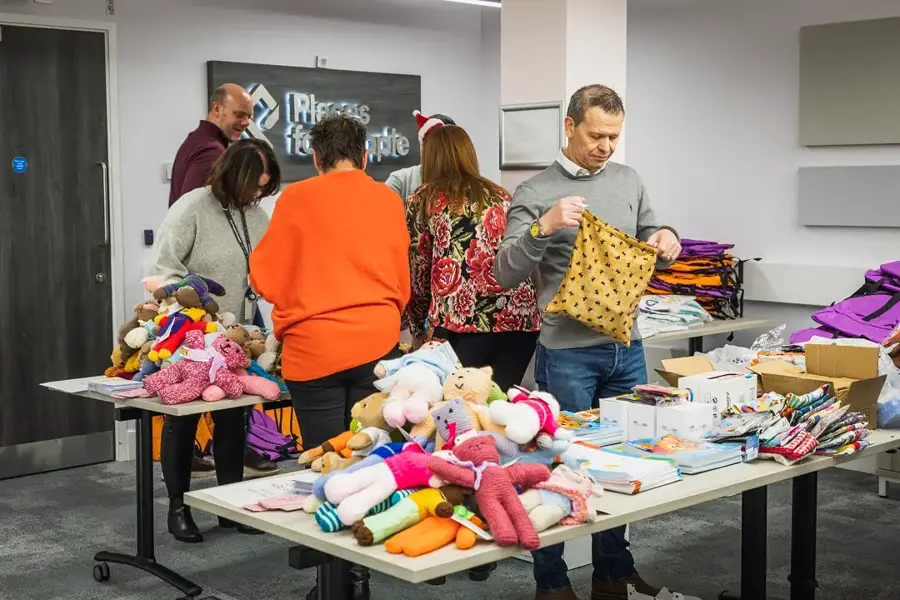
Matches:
[167,497,202,543]
[218,516,263,535]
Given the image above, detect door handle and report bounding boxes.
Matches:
[97,161,110,246]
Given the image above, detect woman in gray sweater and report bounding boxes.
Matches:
[153,138,281,543]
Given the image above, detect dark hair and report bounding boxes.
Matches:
[309,115,368,171]
[207,138,281,210]
[420,125,507,219]
[429,113,456,126]
[567,85,624,125]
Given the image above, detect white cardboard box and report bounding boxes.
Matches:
[599,397,629,432]
[677,371,757,422]
[656,403,715,440]
[627,402,657,440]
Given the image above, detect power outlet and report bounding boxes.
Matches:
[164,162,173,181]
[316,56,329,69]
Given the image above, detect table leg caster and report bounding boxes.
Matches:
[425,576,446,585]
[468,562,497,581]
[92,562,110,582]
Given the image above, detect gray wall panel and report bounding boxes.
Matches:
[798,165,900,228]
[799,17,900,147]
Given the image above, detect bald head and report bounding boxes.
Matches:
[207,83,253,142]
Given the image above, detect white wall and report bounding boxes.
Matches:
[1,0,498,313]
[627,0,900,342]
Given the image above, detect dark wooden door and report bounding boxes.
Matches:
[0,24,115,478]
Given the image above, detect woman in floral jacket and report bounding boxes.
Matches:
[406,125,541,390]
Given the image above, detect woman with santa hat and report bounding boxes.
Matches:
[385,111,456,203]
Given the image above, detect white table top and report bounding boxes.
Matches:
[184,429,900,584]
[43,377,289,416]
[646,318,775,344]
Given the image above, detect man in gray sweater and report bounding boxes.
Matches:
[385,112,456,202]
[495,85,681,600]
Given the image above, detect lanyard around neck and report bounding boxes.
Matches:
[223,207,252,266]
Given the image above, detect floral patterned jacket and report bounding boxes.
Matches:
[405,184,542,338]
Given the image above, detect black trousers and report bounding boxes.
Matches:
[285,347,400,450]
[432,329,539,391]
[160,408,246,499]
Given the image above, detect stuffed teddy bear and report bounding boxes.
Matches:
[324,443,443,526]
[411,366,501,449]
[374,343,457,428]
[384,509,487,557]
[223,325,266,360]
[518,464,603,532]
[132,341,160,382]
[490,387,574,449]
[152,273,225,316]
[320,392,393,473]
[298,431,355,468]
[352,484,467,546]
[256,334,281,372]
[143,330,249,405]
[116,301,161,360]
[426,435,550,550]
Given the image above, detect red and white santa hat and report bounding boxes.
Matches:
[413,110,446,144]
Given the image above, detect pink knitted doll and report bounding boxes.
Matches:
[201,372,281,402]
[489,387,574,449]
[143,330,248,405]
[427,434,550,550]
[323,444,442,526]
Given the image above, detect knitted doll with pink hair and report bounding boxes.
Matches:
[489,387,574,449]
[143,330,248,405]
[323,443,443,526]
[427,434,550,550]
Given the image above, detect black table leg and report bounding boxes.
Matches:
[315,557,350,600]
[789,472,818,600]
[93,408,203,599]
[719,485,768,600]
[688,336,704,354]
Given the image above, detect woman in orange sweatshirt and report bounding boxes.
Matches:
[248,114,410,600]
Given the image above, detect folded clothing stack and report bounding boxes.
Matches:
[620,384,693,406]
[637,295,713,339]
[646,238,747,320]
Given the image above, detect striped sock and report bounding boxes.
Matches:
[389,488,418,505]
[314,502,344,533]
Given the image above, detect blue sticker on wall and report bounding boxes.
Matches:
[12,156,27,174]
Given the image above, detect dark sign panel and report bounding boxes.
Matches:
[207,61,422,183]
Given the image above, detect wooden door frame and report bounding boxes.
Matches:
[0,13,133,462]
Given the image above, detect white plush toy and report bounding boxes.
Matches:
[375,363,444,428]
[256,334,281,372]
[489,387,574,449]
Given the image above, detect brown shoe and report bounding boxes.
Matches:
[591,574,661,600]
[244,448,280,477]
[191,455,215,478]
[536,589,582,600]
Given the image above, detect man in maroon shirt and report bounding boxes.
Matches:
[169,83,253,206]
[166,83,278,477]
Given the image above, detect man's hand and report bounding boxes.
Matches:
[537,196,587,236]
[647,228,681,262]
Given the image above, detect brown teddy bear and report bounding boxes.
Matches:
[115,301,160,361]
[319,392,393,473]
[409,366,500,451]
[223,325,266,360]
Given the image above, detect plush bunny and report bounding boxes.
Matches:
[374,343,457,428]
[143,330,249,405]
[490,387,574,449]
[518,465,603,531]
[427,435,550,550]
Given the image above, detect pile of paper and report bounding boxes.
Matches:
[560,442,682,494]
[86,377,144,397]
[558,410,625,446]
[619,435,743,474]
[637,295,713,339]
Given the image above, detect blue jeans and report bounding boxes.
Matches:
[531,341,647,593]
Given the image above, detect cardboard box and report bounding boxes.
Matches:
[627,402,658,440]
[749,344,885,429]
[599,397,630,432]
[656,402,715,440]
[656,356,720,387]
[677,371,758,422]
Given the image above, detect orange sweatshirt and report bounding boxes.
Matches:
[249,170,411,382]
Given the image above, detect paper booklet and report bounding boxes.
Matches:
[623,435,743,470]
[561,442,682,495]
[201,471,319,510]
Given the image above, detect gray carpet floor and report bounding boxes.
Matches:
[0,461,897,600]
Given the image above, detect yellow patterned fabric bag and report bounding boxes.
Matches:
[545,211,658,345]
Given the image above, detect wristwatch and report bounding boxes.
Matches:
[530,220,549,239]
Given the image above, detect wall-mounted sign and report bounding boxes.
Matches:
[207,61,422,183]
[11,156,27,174]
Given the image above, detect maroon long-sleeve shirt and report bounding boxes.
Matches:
[168,120,230,206]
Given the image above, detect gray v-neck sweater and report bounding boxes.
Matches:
[495,161,675,350]
[154,186,270,320]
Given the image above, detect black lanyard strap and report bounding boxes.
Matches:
[223,207,252,265]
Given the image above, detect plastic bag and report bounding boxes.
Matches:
[705,344,757,373]
[750,324,787,353]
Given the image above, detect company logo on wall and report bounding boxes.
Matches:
[208,61,422,183]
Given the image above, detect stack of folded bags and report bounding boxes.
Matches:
[637,295,713,339]
[647,238,745,320]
